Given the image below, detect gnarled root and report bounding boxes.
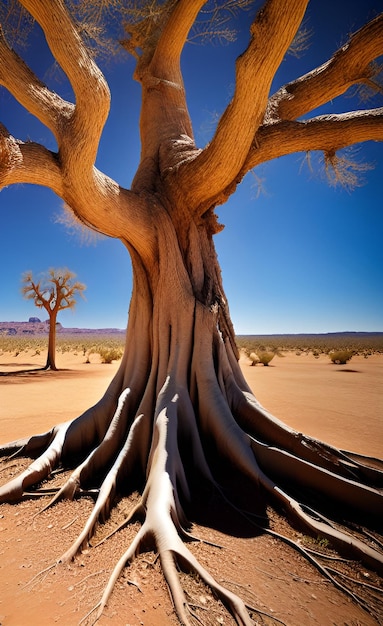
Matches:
[1,322,382,625]
[79,385,254,626]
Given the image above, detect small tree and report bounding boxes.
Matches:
[21,268,86,370]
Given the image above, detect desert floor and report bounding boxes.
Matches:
[0,350,382,625]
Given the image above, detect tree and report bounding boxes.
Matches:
[1,1,383,624]
[21,267,86,370]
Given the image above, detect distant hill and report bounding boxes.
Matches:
[236,331,383,353]
[1,322,382,343]
[0,320,125,336]
[237,331,383,339]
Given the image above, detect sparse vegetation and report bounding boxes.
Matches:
[329,350,354,365]
[257,351,275,365]
[236,333,383,359]
[0,333,125,364]
[96,346,124,364]
[249,352,259,365]
[249,350,275,366]
[303,535,331,550]
[1,332,382,365]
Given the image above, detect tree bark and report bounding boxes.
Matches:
[45,312,57,370]
[1,1,383,624]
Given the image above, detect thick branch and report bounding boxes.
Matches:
[0,26,73,139]
[150,0,205,77]
[243,108,383,170]
[267,13,383,123]
[175,0,309,212]
[20,0,110,171]
[0,125,63,192]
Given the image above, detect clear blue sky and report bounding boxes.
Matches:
[1,1,382,334]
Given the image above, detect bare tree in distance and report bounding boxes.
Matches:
[21,268,86,370]
[1,1,383,625]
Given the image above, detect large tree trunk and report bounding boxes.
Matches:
[1,199,383,625]
[1,1,383,624]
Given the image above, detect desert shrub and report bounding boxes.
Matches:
[97,347,123,364]
[236,333,383,356]
[255,351,275,366]
[303,535,330,549]
[329,350,354,365]
[249,352,259,366]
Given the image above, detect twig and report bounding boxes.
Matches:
[363,529,383,551]
[78,600,101,626]
[73,570,105,589]
[23,562,56,590]
[62,516,79,530]
[219,579,287,625]
[326,566,383,595]
[305,547,352,562]
[25,488,60,496]
[0,462,19,474]
[127,579,142,592]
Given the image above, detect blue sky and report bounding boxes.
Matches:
[0,1,382,334]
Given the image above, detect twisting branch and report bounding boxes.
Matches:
[175,0,309,212]
[0,125,63,191]
[266,13,383,123]
[243,108,383,171]
[150,0,205,76]
[19,0,110,171]
[0,25,74,138]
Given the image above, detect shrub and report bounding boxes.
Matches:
[249,352,259,366]
[329,350,353,365]
[256,351,275,366]
[97,347,123,364]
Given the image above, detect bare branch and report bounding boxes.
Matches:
[0,25,74,139]
[21,268,86,315]
[244,108,383,171]
[0,1,34,48]
[188,0,256,46]
[267,13,383,123]
[174,0,309,213]
[0,124,63,192]
[150,0,205,76]
[20,0,110,170]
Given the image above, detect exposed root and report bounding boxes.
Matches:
[82,526,148,626]
[62,515,79,530]
[22,562,57,590]
[91,500,147,548]
[1,324,382,626]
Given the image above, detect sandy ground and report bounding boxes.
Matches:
[0,349,382,625]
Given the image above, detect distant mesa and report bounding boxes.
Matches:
[0,319,61,335]
[0,320,125,336]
